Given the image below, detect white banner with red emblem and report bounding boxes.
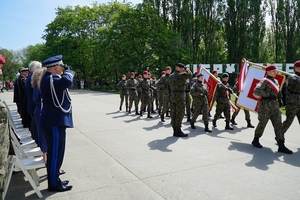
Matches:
[236,64,285,112]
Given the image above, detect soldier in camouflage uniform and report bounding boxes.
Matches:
[282,60,300,133]
[252,64,292,154]
[151,76,158,113]
[156,66,172,122]
[117,74,128,112]
[190,73,212,132]
[157,71,166,115]
[185,79,192,122]
[125,72,139,115]
[137,75,143,105]
[137,71,153,118]
[212,73,234,130]
[168,63,192,137]
[0,54,10,199]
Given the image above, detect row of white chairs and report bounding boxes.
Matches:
[1,101,45,199]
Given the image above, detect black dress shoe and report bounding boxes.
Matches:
[48,185,73,192]
[62,180,69,185]
[58,170,66,175]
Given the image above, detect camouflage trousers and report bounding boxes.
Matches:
[161,94,170,116]
[119,91,128,110]
[128,92,139,111]
[170,97,186,128]
[255,101,284,141]
[231,106,250,121]
[140,93,152,112]
[185,92,191,117]
[192,101,209,124]
[282,104,300,133]
[158,90,164,110]
[214,101,231,122]
[0,101,10,197]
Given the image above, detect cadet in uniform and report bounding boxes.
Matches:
[40,55,74,191]
[282,60,300,133]
[117,74,128,112]
[168,63,192,137]
[157,71,166,115]
[157,66,172,122]
[151,76,158,113]
[137,71,153,118]
[212,73,234,130]
[125,72,139,115]
[251,64,292,154]
[0,54,10,199]
[190,73,212,132]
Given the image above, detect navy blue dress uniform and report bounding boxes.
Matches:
[40,55,75,192]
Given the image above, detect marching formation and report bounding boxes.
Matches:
[117,61,300,155]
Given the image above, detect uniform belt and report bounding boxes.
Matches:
[172,90,185,93]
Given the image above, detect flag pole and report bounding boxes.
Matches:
[247,61,292,76]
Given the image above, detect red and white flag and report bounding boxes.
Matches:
[238,58,248,92]
[200,67,219,109]
[236,64,285,112]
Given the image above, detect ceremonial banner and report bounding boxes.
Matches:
[238,58,248,92]
[236,64,285,112]
[200,67,219,109]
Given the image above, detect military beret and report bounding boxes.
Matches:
[152,76,156,79]
[265,64,276,71]
[20,68,29,72]
[212,70,218,74]
[138,75,142,78]
[161,71,166,75]
[0,54,6,64]
[43,55,63,68]
[176,63,185,68]
[130,72,135,76]
[294,60,300,68]
[165,66,171,70]
[121,74,126,77]
[143,71,148,75]
[222,73,229,78]
[197,73,203,77]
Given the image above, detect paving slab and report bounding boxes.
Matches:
[1,89,300,200]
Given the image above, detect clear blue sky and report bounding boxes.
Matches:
[0,0,142,51]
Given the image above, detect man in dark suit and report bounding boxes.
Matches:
[40,55,75,192]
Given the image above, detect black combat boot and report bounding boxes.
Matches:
[174,128,188,137]
[160,114,165,122]
[204,124,212,132]
[277,140,293,154]
[225,121,234,130]
[212,119,217,127]
[151,110,156,114]
[128,108,131,113]
[147,112,153,118]
[230,118,237,125]
[158,109,161,115]
[247,120,254,128]
[251,137,263,148]
[139,111,143,116]
[135,110,139,115]
[187,115,191,122]
[190,121,196,129]
[119,105,122,111]
[126,107,128,112]
[166,111,170,117]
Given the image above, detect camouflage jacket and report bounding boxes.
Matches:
[215,81,231,103]
[156,74,171,95]
[125,78,138,95]
[254,76,281,110]
[191,81,209,105]
[0,101,9,177]
[117,80,128,95]
[168,69,192,102]
[286,72,300,105]
[137,78,151,97]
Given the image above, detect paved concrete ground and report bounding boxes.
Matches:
[1,90,300,200]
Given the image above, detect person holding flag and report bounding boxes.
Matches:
[212,73,234,130]
[251,64,292,154]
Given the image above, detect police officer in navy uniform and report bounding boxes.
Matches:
[40,55,75,192]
